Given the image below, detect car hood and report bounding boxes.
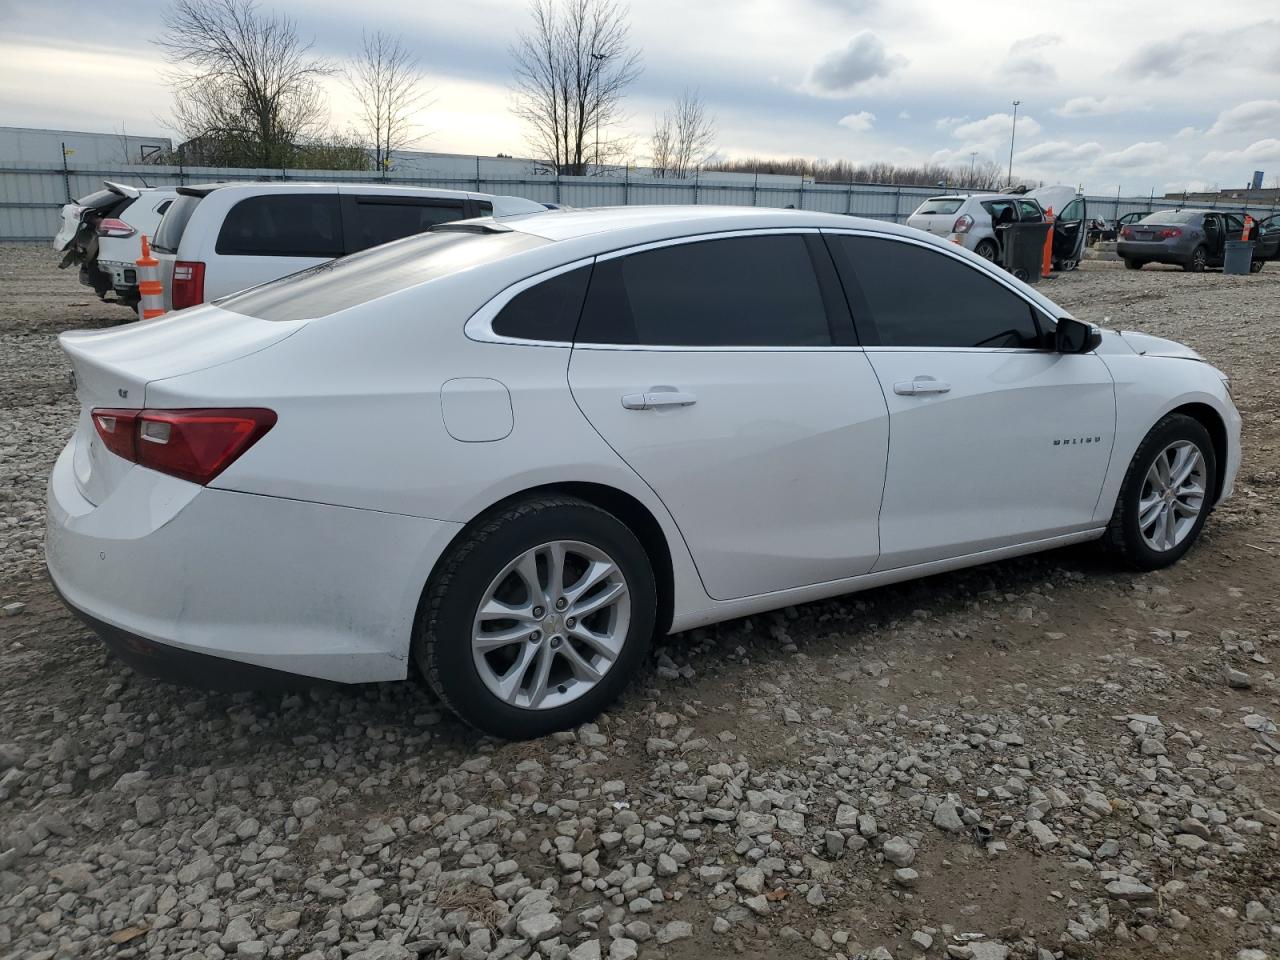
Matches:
[1116,330,1204,361]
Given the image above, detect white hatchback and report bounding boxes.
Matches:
[151,182,547,309]
[47,206,1240,739]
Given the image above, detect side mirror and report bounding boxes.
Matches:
[1055,316,1102,354]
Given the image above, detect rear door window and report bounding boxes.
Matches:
[153,194,201,253]
[828,234,1042,349]
[1017,200,1043,221]
[215,194,344,257]
[346,197,467,253]
[576,234,833,347]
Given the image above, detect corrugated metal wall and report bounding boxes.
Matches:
[3,159,1277,241]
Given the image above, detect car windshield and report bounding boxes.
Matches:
[914,198,965,215]
[1138,210,1200,225]
[218,227,549,321]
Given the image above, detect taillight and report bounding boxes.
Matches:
[172,261,206,310]
[953,214,974,234]
[1120,226,1133,239]
[91,408,276,485]
[96,218,136,238]
[1157,227,1182,239]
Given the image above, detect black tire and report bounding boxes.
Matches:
[975,240,999,262]
[414,495,656,739]
[1124,258,1144,270]
[1249,259,1265,274]
[1183,246,1207,272]
[1104,413,1216,571]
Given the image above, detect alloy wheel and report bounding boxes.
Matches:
[471,540,631,710]
[1138,440,1207,552]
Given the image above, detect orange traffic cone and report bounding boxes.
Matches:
[1042,207,1055,278]
[1242,215,1254,241]
[136,235,164,321]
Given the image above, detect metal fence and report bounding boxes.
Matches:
[3,158,1278,241]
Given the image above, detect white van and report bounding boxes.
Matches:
[151,182,546,309]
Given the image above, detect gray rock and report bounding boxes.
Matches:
[517,911,562,942]
[657,921,693,945]
[1106,879,1156,902]
[882,836,915,867]
[342,891,384,921]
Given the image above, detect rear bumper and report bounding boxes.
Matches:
[1116,240,1187,262]
[46,439,462,685]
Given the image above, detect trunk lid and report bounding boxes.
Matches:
[60,306,304,504]
[906,198,968,238]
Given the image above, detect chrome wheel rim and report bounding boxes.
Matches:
[1138,440,1207,552]
[472,540,630,710]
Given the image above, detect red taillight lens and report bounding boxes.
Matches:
[95,218,136,238]
[172,261,206,310]
[953,214,974,234]
[1157,227,1181,239]
[1120,226,1133,239]
[90,407,276,485]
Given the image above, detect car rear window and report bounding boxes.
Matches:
[216,194,344,257]
[1139,210,1199,224]
[154,195,201,253]
[218,228,549,322]
[914,198,965,215]
[348,198,467,252]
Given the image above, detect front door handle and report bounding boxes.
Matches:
[894,378,952,396]
[621,390,698,410]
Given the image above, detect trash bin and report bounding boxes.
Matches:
[996,221,1053,283]
[1224,240,1254,275]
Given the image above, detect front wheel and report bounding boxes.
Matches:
[975,239,999,262]
[1249,259,1265,274]
[415,496,656,739]
[1104,414,1216,570]
[1183,246,1208,272]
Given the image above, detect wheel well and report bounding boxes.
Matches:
[1171,402,1227,502]
[432,483,676,636]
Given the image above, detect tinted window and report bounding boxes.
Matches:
[492,266,591,342]
[577,235,831,347]
[914,198,964,215]
[216,194,343,257]
[155,199,173,216]
[218,228,548,322]
[475,200,494,216]
[153,195,201,252]
[831,235,1042,349]
[349,199,466,252]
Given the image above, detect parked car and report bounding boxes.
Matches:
[151,182,546,309]
[53,182,178,308]
[906,186,1084,269]
[48,206,1240,738]
[1119,210,1280,272]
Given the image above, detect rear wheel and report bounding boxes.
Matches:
[975,239,999,262]
[1104,414,1215,570]
[1249,259,1265,274]
[1183,245,1208,272]
[415,496,656,739]
[1124,258,1144,270]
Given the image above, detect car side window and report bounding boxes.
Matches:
[349,199,466,253]
[576,234,833,347]
[1018,200,1042,221]
[829,235,1043,349]
[216,194,344,257]
[1060,199,1083,222]
[491,266,591,342]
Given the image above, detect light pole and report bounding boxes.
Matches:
[1007,100,1021,189]
[590,51,607,175]
[969,151,977,183]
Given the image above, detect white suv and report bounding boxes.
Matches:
[152,182,546,309]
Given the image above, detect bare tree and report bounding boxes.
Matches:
[344,31,431,171]
[650,88,715,177]
[156,0,331,167]
[510,0,641,175]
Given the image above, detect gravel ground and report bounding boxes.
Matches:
[1,243,1278,960]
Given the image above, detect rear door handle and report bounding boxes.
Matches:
[894,378,952,396]
[621,390,697,410]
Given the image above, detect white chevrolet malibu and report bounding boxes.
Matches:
[47,206,1240,738]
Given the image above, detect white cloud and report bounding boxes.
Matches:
[1124,19,1280,78]
[1016,140,1104,164]
[1174,126,1199,140]
[897,110,911,120]
[952,113,1041,144]
[935,116,966,130]
[999,33,1062,84]
[1202,138,1280,165]
[1053,95,1147,118]
[837,110,875,132]
[1098,142,1167,169]
[802,31,907,97]
[1207,100,1280,137]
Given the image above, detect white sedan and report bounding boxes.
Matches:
[47,206,1240,738]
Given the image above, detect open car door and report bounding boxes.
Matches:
[1254,214,1280,261]
[1028,185,1086,271]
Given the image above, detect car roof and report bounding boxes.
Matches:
[503,205,924,243]
[176,182,477,201]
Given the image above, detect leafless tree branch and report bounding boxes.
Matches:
[344,30,432,171]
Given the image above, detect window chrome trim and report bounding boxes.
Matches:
[464,257,595,346]
[819,226,1064,345]
[591,226,819,263]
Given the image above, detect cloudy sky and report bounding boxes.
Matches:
[1,0,1278,195]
